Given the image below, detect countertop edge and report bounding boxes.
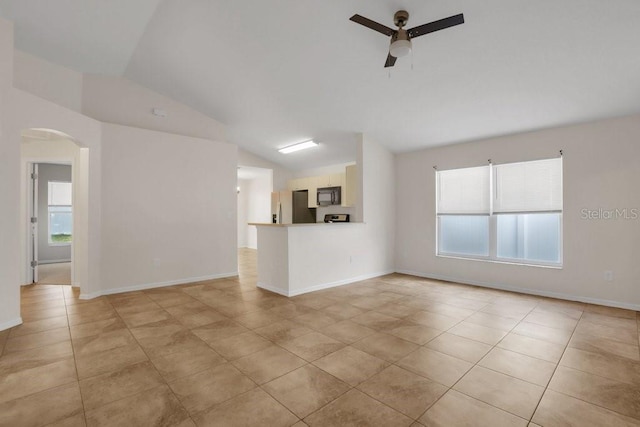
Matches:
[249,222,365,227]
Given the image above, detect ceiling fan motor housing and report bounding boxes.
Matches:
[394,10,409,28]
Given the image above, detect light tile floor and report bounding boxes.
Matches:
[1,248,639,426]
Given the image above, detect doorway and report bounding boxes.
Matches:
[21,129,86,290]
[29,162,73,285]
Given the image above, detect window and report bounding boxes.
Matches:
[48,181,72,245]
[436,158,562,266]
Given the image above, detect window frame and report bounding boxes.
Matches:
[435,159,563,268]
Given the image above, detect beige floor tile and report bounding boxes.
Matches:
[374,303,422,318]
[268,303,316,319]
[314,346,388,386]
[351,311,402,330]
[208,331,271,360]
[4,327,70,353]
[575,320,638,345]
[9,315,68,337]
[466,312,521,332]
[448,321,508,345]
[479,348,557,386]
[423,302,477,320]
[0,357,77,404]
[67,309,118,327]
[194,388,298,427]
[192,319,249,344]
[560,347,640,386]
[292,311,340,330]
[72,328,138,357]
[289,294,337,310]
[233,309,284,329]
[278,332,345,362]
[569,331,640,361]
[454,366,545,419]
[498,332,566,363]
[47,413,87,427]
[581,312,638,329]
[0,340,73,376]
[385,321,442,345]
[480,303,532,320]
[320,320,377,344]
[523,311,579,331]
[169,306,228,329]
[144,290,194,308]
[79,361,165,410]
[232,345,306,384]
[263,365,350,418]
[358,365,447,419]
[20,305,68,322]
[75,342,148,379]
[69,317,127,340]
[404,310,461,330]
[584,304,637,319]
[119,308,174,328]
[512,321,573,345]
[169,363,256,414]
[426,332,492,363]
[321,303,366,320]
[0,382,83,427]
[304,389,412,426]
[150,342,226,381]
[349,295,395,310]
[419,389,528,427]
[352,332,419,362]
[397,347,473,387]
[254,320,313,343]
[85,385,190,427]
[533,389,640,427]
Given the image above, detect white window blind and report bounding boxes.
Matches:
[437,166,490,215]
[494,158,562,213]
[48,182,72,206]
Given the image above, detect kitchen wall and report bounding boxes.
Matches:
[396,113,640,310]
[36,163,72,263]
[237,179,250,248]
[238,149,291,192]
[100,123,238,294]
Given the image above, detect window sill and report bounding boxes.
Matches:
[436,254,563,269]
[48,243,72,247]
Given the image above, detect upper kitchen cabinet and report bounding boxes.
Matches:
[287,177,307,191]
[317,173,344,188]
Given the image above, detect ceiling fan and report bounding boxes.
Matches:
[350,10,465,67]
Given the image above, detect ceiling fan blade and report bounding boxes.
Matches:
[350,14,396,37]
[407,14,464,39]
[384,53,397,68]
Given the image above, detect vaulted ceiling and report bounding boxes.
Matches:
[2,1,640,169]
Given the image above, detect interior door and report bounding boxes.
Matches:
[30,163,39,283]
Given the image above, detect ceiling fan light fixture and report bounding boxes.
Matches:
[389,39,412,58]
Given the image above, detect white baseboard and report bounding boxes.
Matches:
[0,317,23,331]
[396,269,640,312]
[258,270,395,297]
[79,271,239,300]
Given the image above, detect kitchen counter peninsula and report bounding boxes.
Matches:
[250,222,371,297]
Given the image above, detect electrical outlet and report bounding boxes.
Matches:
[604,270,614,282]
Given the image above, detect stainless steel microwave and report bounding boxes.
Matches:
[317,186,341,206]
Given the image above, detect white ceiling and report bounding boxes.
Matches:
[3,1,640,170]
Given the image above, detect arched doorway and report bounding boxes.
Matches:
[20,128,89,295]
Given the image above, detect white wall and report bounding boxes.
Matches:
[237,179,250,248]
[0,17,20,330]
[100,123,238,295]
[238,149,291,191]
[360,135,396,273]
[245,174,272,248]
[395,114,640,310]
[13,50,83,112]
[82,75,225,142]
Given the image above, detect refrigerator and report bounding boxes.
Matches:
[271,190,316,224]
